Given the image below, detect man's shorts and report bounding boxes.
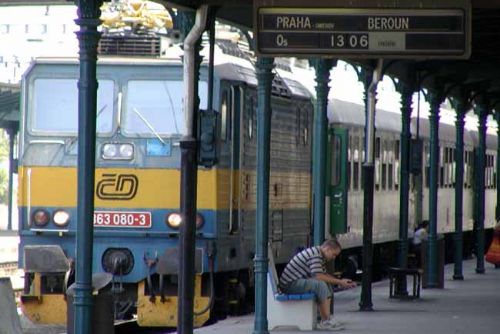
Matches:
[281,278,333,302]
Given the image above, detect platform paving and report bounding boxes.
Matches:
[7,258,499,334]
[193,259,500,334]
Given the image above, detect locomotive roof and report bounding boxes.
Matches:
[27,55,312,100]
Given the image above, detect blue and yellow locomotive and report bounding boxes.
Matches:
[17,46,313,327]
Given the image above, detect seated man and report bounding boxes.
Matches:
[279,239,356,331]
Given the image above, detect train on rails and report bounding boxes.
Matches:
[17,42,497,327]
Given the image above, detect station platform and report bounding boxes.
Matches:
[4,258,498,333]
[194,259,500,334]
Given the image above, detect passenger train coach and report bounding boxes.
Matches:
[17,44,497,327]
[326,98,497,266]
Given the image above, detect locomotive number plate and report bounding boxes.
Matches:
[93,211,152,228]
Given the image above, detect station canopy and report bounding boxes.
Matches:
[156,0,500,103]
[2,0,500,107]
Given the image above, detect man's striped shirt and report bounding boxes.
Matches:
[279,246,325,287]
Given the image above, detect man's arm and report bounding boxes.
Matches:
[314,273,357,289]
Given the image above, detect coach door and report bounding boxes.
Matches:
[327,127,348,234]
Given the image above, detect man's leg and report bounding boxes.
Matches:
[318,297,331,321]
[284,279,333,321]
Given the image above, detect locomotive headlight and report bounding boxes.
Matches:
[119,144,134,158]
[102,143,118,158]
[32,209,50,227]
[166,212,183,229]
[53,210,70,227]
[196,213,204,229]
[102,143,134,160]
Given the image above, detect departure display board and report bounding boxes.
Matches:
[254,2,470,59]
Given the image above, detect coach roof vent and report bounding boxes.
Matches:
[271,74,291,98]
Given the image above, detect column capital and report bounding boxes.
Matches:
[450,91,470,118]
[395,79,415,98]
[309,58,337,74]
[474,95,491,120]
[256,57,275,76]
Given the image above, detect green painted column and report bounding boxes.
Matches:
[177,8,207,334]
[495,111,500,221]
[426,88,444,288]
[451,95,467,280]
[74,1,102,334]
[395,79,414,295]
[358,60,383,311]
[474,99,489,274]
[253,57,274,334]
[311,58,335,245]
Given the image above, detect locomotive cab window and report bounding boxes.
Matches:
[31,78,115,135]
[122,80,207,137]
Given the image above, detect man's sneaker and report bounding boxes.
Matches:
[326,317,345,326]
[316,320,345,331]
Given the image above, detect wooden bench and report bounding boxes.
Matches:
[388,267,422,299]
[267,248,317,330]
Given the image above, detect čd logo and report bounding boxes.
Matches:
[96,174,138,200]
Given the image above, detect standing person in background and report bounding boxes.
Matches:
[411,220,429,268]
[279,239,356,331]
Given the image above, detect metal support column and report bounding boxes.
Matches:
[426,88,445,288]
[474,98,488,274]
[359,60,382,311]
[395,78,414,295]
[311,58,335,245]
[253,57,274,334]
[74,2,102,334]
[451,94,468,280]
[6,127,16,231]
[178,7,208,334]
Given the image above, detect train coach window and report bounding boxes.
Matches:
[464,151,473,189]
[494,157,497,189]
[487,154,493,188]
[32,78,114,134]
[394,160,399,191]
[353,136,360,191]
[353,161,359,190]
[388,163,393,190]
[347,146,351,190]
[331,135,341,186]
[451,148,456,187]
[381,163,387,191]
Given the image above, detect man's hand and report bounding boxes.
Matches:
[338,278,357,289]
[314,273,358,288]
